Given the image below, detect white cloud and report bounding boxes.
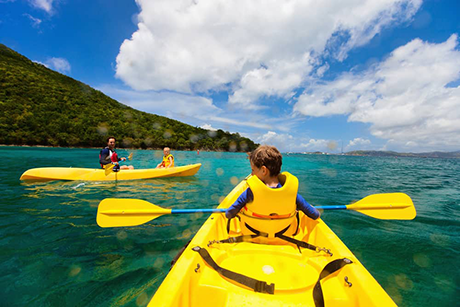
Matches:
[229,55,313,109]
[256,131,294,150]
[23,13,42,28]
[207,116,274,130]
[97,85,220,120]
[200,124,217,131]
[298,139,344,152]
[294,35,460,152]
[348,138,371,147]
[254,131,338,152]
[33,60,47,66]
[29,0,55,14]
[97,85,286,135]
[116,0,421,109]
[346,138,372,151]
[300,139,331,151]
[45,57,71,74]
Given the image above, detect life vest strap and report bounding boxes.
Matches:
[292,211,300,236]
[208,235,260,247]
[245,223,325,254]
[275,233,318,253]
[192,246,275,294]
[211,222,332,256]
[313,258,353,307]
[226,215,241,234]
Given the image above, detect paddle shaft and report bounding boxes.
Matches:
[316,205,347,210]
[173,208,226,214]
[101,204,410,215]
[172,204,410,213]
[99,204,409,216]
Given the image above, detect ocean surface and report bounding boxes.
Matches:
[0,146,458,306]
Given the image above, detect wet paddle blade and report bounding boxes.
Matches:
[97,198,171,228]
[347,193,416,220]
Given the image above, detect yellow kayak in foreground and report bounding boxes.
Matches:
[148,177,398,306]
[20,163,201,181]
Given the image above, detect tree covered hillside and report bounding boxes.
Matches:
[0,44,257,151]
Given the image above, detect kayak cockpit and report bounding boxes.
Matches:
[148,178,398,307]
[173,214,359,306]
[205,243,325,291]
[181,241,358,306]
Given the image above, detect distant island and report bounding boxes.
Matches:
[0,44,258,151]
[301,150,460,159]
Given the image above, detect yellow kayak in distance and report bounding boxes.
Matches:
[19,163,201,181]
[148,176,399,307]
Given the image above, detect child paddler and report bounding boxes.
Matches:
[99,137,134,172]
[225,145,320,238]
[197,146,328,296]
[156,147,175,168]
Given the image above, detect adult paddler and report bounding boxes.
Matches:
[156,147,174,168]
[99,137,134,172]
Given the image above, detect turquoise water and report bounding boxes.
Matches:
[0,146,458,306]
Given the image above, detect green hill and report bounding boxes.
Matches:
[0,44,257,151]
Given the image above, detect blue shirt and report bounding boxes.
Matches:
[99,147,120,167]
[225,183,320,220]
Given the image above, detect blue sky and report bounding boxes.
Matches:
[1,0,460,153]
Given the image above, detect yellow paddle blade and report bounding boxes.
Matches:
[97,198,171,228]
[347,193,416,220]
[128,153,133,160]
[104,164,114,176]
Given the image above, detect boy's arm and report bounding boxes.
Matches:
[225,188,253,219]
[296,194,320,220]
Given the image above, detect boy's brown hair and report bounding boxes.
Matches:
[249,145,282,176]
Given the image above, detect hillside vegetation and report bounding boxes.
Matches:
[0,44,257,151]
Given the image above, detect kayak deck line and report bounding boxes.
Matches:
[19,163,201,181]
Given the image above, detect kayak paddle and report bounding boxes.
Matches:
[104,153,133,175]
[96,193,415,228]
[97,198,226,227]
[315,193,416,220]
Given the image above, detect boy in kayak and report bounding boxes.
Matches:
[226,145,319,237]
[99,137,134,172]
[156,147,175,168]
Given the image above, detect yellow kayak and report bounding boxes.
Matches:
[20,163,201,181]
[148,176,399,306]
